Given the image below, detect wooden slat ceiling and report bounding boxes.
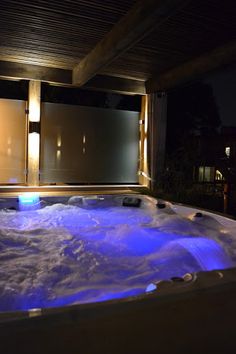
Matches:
[102,0,236,81]
[0,0,235,93]
[0,0,136,68]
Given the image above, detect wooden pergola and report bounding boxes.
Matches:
[0,0,235,191]
[0,0,235,94]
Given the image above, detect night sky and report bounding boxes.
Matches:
[204,63,236,127]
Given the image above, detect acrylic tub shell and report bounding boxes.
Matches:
[0,197,236,354]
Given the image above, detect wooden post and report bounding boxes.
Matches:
[27,80,41,186]
[147,92,167,192]
[139,95,150,187]
[223,182,230,214]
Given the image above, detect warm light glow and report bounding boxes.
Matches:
[29,99,40,122]
[225,146,230,158]
[220,229,228,234]
[28,81,41,122]
[198,166,214,182]
[144,137,147,160]
[29,132,39,157]
[83,147,86,154]
[215,169,223,180]
[143,136,148,185]
[57,135,61,147]
[143,97,149,187]
[56,133,61,162]
[189,214,197,221]
[56,150,61,160]
[0,99,26,183]
[144,97,148,135]
[28,81,41,186]
[28,132,40,185]
[7,136,12,155]
[138,95,149,187]
[82,134,86,144]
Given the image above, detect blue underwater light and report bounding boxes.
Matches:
[18,193,40,211]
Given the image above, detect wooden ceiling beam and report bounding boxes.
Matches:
[0,61,145,94]
[146,41,236,93]
[72,0,189,86]
[83,75,145,95]
[0,61,72,85]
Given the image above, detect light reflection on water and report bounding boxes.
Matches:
[0,199,234,311]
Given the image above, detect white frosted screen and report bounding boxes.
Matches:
[40,103,139,184]
[0,99,26,184]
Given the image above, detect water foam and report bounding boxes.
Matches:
[0,196,235,311]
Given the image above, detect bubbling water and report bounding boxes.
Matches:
[0,196,235,312]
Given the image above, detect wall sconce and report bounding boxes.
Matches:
[29,121,40,134]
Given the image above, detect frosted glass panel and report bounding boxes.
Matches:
[0,99,26,184]
[40,103,139,184]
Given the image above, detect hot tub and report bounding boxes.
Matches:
[0,194,236,354]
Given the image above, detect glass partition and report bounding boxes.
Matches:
[40,103,139,184]
[0,98,26,184]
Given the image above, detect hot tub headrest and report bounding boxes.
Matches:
[122,197,141,208]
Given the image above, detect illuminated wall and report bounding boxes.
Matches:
[0,98,27,184]
[28,81,41,186]
[0,83,141,186]
[40,103,139,184]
